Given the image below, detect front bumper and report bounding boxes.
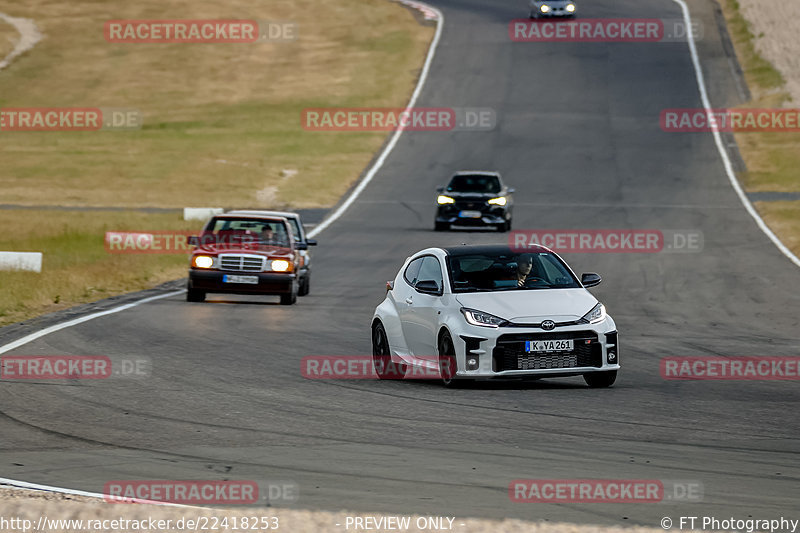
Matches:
[188,269,296,295]
[436,204,509,227]
[451,319,618,379]
[531,4,576,16]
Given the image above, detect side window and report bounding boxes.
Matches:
[290,219,301,241]
[416,256,444,292]
[403,257,424,286]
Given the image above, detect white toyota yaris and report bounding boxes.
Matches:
[371,244,619,387]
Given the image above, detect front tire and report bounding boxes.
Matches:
[438,331,459,387]
[372,323,407,379]
[186,284,205,302]
[298,274,310,296]
[280,282,298,305]
[434,221,448,232]
[584,370,617,388]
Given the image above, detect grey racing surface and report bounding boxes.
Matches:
[1,0,799,526]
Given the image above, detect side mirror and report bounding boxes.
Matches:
[415,280,441,295]
[581,273,602,288]
[187,236,200,246]
[436,186,444,193]
[507,187,516,194]
[295,242,308,250]
[306,239,317,246]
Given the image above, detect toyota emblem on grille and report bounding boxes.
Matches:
[541,320,556,330]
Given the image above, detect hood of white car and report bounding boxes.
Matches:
[455,289,598,322]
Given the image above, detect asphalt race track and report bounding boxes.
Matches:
[1,0,799,526]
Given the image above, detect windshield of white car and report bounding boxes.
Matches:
[448,252,580,292]
[446,175,501,194]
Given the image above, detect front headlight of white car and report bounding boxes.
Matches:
[461,307,508,328]
[566,3,576,12]
[580,303,606,324]
[540,4,551,13]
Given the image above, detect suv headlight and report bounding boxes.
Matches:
[580,303,606,324]
[461,308,508,328]
[488,196,507,206]
[437,195,455,205]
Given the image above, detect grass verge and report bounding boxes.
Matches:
[0,0,433,326]
[0,17,15,61]
[718,0,800,257]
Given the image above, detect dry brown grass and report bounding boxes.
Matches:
[0,0,433,209]
[0,210,197,325]
[0,0,432,326]
[0,17,15,60]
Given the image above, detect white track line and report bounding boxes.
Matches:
[307,1,444,238]
[671,0,800,269]
[0,477,203,508]
[0,290,184,354]
[0,13,42,71]
[0,0,444,497]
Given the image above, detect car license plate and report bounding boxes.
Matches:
[525,339,574,353]
[458,210,482,218]
[222,274,258,284]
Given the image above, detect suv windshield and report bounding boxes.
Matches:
[448,251,580,292]
[446,174,501,194]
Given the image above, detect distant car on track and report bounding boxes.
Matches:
[227,210,317,296]
[529,0,576,18]
[434,171,514,232]
[371,244,619,387]
[186,214,302,305]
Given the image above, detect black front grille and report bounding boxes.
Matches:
[493,330,602,371]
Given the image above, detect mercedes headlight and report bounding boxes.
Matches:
[488,196,507,206]
[461,308,508,328]
[192,255,214,269]
[437,195,455,205]
[580,303,606,324]
[271,259,291,272]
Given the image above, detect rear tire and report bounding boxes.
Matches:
[372,323,407,379]
[584,370,617,388]
[186,285,205,302]
[438,331,459,387]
